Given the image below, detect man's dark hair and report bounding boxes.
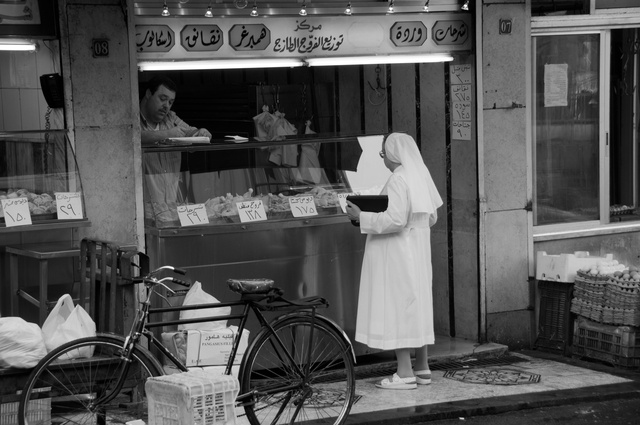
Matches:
[146,75,177,95]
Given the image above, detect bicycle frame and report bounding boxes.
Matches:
[124,284,339,407]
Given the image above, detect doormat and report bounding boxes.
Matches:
[443,368,541,385]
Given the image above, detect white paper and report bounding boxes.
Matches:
[225,135,249,143]
[544,64,568,107]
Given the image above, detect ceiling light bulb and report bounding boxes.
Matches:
[299,4,307,16]
[345,2,352,15]
[462,0,469,11]
[204,7,213,17]
[250,5,258,16]
[387,0,395,13]
[423,1,430,12]
[161,2,170,16]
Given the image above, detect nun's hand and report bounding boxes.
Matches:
[346,201,361,222]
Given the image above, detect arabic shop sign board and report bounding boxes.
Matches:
[136,13,470,60]
[181,25,223,52]
[136,25,174,52]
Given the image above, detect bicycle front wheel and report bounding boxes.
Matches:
[19,334,163,425]
[241,314,356,425]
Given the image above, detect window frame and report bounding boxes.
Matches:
[531,16,640,240]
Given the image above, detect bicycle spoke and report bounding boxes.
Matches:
[20,336,162,425]
[241,316,355,425]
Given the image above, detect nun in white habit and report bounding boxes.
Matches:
[346,132,443,390]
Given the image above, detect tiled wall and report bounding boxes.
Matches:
[0,40,64,131]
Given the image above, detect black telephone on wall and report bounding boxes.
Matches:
[40,73,64,108]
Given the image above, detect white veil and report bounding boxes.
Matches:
[384,133,443,214]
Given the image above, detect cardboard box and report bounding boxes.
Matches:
[536,251,614,282]
[162,326,249,367]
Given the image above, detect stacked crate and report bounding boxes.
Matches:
[571,271,640,327]
[535,252,614,356]
[571,270,640,367]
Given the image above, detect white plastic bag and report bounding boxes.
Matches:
[0,317,47,368]
[42,294,96,357]
[178,281,230,331]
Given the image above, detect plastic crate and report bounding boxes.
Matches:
[572,316,640,368]
[535,280,574,355]
[146,370,239,425]
[1,395,51,425]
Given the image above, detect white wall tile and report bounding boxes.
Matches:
[2,89,22,130]
[20,88,41,130]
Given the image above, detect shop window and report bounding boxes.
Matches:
[533,29,640,228]
[533,33,601,226]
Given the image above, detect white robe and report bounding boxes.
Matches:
[355,170,435,350]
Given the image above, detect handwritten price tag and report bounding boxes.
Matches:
[177,204,210,227]
[1,197,32,227]
[288,196,318,218]
[237,200,267,223]
[55,192,84,220]
[451,121,471,140]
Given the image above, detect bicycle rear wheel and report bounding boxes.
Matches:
[19,334,163,425]
[241,314,356,425]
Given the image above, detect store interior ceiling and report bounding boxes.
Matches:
[132,0,471,17]
[132,0,593,17]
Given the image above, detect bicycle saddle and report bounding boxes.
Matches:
[227,278,275,294]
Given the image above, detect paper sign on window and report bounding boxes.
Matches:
[288,196,317,218]
[1,197,32,227]
[55,192,84,220]
[237,200,267,223]
[177,204,210,226]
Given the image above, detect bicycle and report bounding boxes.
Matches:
[19,264,357,425]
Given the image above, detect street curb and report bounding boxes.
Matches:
[344,381,640,424]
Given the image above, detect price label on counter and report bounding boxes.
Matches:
[288,196,317,218]
[55,192,84,220]
[237,200,267,223]
[177,204,209,226]
[1,197,32,227]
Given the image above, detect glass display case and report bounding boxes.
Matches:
[0,130,86,230]
[143,133,389,357]
[143,133,390,230]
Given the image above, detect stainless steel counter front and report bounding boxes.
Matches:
[145,216,374,356]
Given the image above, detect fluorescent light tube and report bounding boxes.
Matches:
[0,39,38,52]
[138,58,305,71]
[305,54,454,67]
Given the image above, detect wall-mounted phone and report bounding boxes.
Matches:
[40,73,64,108]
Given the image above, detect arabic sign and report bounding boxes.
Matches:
[136,25,175,52]
[229,24,270,51]
[273,19,343,54]
[177,204,209,226]
[181,25,223,52]
[432,20,469,46]
[390,22,428,47]
[1,197,32,227]
[136,13,471,60]
[55,192,84,220]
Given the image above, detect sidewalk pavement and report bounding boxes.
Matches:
[342,338,640,424]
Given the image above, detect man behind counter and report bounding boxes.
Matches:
[140,75,212,204]
[140,75,212,144]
